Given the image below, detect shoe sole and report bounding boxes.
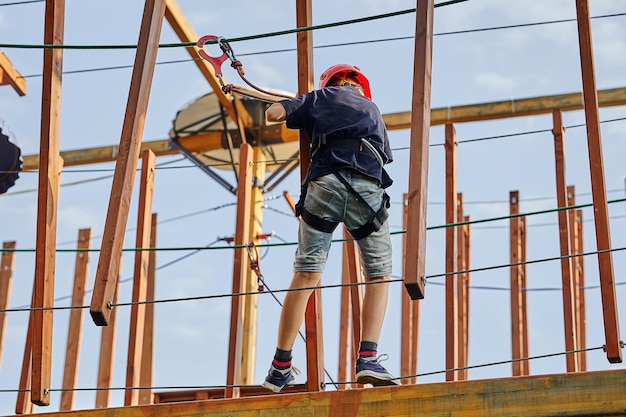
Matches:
[356,371,400,387]
[262,379,295,393]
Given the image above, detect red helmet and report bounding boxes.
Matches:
[319,64,372,99]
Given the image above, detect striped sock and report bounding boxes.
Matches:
[272,348,292,372]
[359,341,378,361]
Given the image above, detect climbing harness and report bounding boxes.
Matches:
[196,35,294,103]
[297,136,390,240]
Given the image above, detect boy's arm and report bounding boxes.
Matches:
[265,102,287,122]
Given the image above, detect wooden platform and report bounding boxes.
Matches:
[11,369,626,417]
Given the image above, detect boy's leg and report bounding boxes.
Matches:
[277,271,322,349]
[361,275,390,343]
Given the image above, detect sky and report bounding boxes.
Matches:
[0,0,626,413]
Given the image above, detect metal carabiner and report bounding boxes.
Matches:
[196,35,234,78]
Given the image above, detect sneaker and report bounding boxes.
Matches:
[355,354,400,386]
[262,364,300,393]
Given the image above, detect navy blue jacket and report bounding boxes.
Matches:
[280,86,393,188]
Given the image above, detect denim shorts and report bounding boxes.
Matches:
[293,170,392,278]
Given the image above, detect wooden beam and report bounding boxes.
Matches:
[519,215,529,376]
[575,0,622,363]
[94,260,122,409]
[456,193,468,381]
[164,0,251,129]
[509,191,526,376]
[16,282,35,414]
[345,228,363,388]
[0,51,26,96]
[404,0,434,300]
[11,369,626,417]
[89,0,166,326]
[552,109,578,372]
[400,193,419,384]
[225,143,253,398]
[383,86,626,130]
[444,124,458,381]
[124,150,156,406]
[337,234,352,389]
[31,0,65,405]
[20,87,626,171]
[59,228,91,411]
[138,213,157,405]
[0,241,16,368]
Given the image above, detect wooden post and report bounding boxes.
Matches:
[404,0,435,300]
[510,191,525,376]
[575,0,622,363]
[456,194,468,380]
[520,215,529,376]
[241,148,265,385]
[225,143,253,398]
[124,150,155,405]
[568,187,587,371]
[445,124,458,381]
[343,228,363,388]
[295,0,324,392]
[16,282,35,414]
[59,229,91,411]
[95,260,122,409]
[463,214,472,375]
[552,109,578,372]
[0,241,16,368]
[401,194,419,384]
[32,0,65,405]
[138,213,157,405]
[90,0,166,326]
[338,234,353,389]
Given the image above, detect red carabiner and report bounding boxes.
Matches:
[196,35,232,78]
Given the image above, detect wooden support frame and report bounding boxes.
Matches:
[400,194,419,384]
[32,0,65,405]
[59,229,91,411]
[90,0,166,326]
[124,150,156,405]
[567,187,587,371]
[294,0,324,392]
[337,236,352,389]
[0,51,27,96]
[94,260,122,409]
[575,0,622,363]
[138,213,158,405]
[552,109,578,372]
[16,283,35,415]
[444,124,458,381]
[456,194,469,380]
[0,241,16,368]
[509,191,529,376]
[224,143,253,398]
[404,0,435,300]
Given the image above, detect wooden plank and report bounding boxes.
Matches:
[400,194,419,384]
[138,213,157,405]
[16,281,35,415]
[12,369,626,417]
[95,260,122,409]
[575,0,621,363]
[31,0,65,406]
[575,208,587,371]
[20,87,626,171]
[404,0,435,300]
[383,86,626,130]
[59,229,91,411]
[519,215,529,376]
[225,143,253,398]
[0,241,16,367]
[90,0,166,327]
[241,148,265,385]
[163,0,251,128]
[463,213,472,377]
[456,194,468,380]
[0,51,26,96]
[552,109,578,372]
[444,124,458,381]
[124,150,156,406]
[509,191,525,376]
[345,228,363,388]
[337,234,352,389]
[294,0,324,393]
